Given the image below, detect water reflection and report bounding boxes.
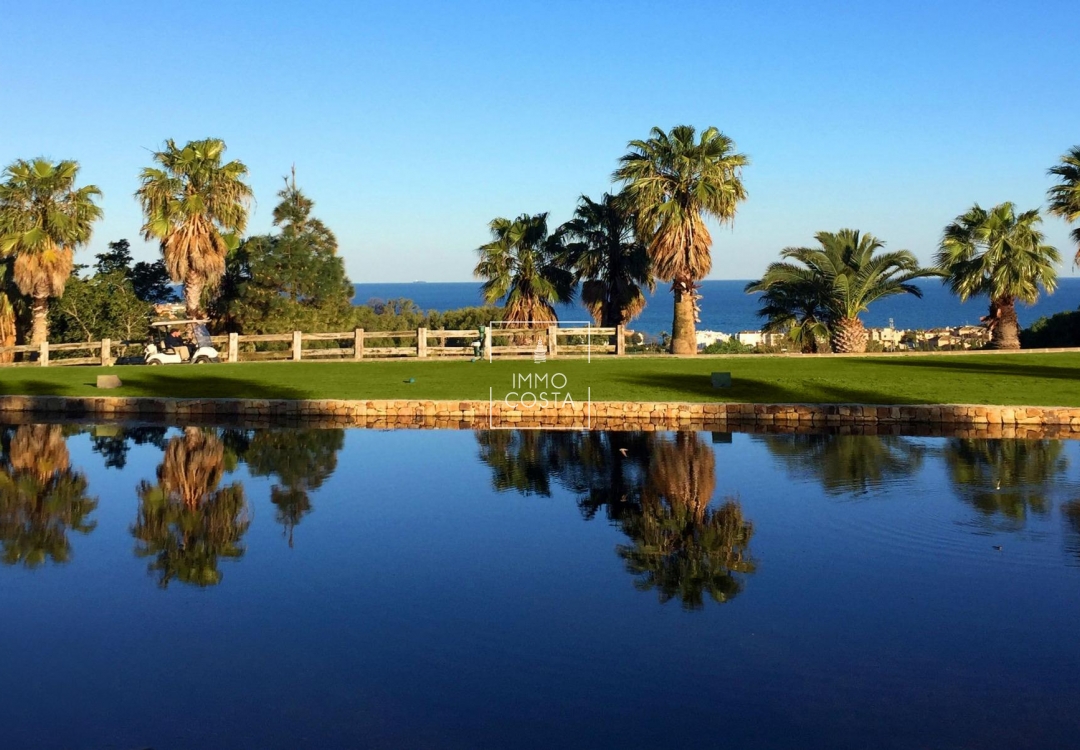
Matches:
[222,429,345,547]
[90,425,169,469]
[757,434,925,496]
[942,439,1068,530]
[132,427,249,588]
[477,430,756,609]
[0,425,97,567]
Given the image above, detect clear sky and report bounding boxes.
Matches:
[3,0,1077,281]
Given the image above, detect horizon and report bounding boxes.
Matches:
[4,0,1079,281]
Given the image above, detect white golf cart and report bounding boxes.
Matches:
[144,320,221,365]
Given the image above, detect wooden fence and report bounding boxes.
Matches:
[0,326,627,367]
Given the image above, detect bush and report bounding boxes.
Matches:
[702,338,753,355]
[1021,309,1080,348]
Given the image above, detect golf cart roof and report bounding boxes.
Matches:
[150,319,209,327]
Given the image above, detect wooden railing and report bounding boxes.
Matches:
[0,326,626,367]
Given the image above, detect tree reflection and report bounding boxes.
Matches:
[0,425,97,567]
[758,434,925,496]
[618,432,755,609]
[238,429,344,546]
[942,439,1068,530]
[0,424,97,567]
[132,427,249,588]
[89,425,169,470]
[1063,501,1080,562]
[476,429,755,609]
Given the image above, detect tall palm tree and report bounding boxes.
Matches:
[1047,146,1080,265]
[614,125,748,355]
[136,138,252,319]
[936,203,1059,350]
[749,229,933,353]
[474,213,574,334]
[556,192,653,327]
[0,158,103,345]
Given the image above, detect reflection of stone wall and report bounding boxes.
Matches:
[2,396,1080,438]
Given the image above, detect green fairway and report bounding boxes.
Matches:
[1,353,1078,406]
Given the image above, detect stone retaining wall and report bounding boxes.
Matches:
[1,395,1079,438]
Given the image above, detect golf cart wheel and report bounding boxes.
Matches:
[193,355,208,364]
[148,360,162,366]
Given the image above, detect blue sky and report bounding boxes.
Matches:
[3,0,1077,281]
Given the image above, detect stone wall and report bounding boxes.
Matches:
[0,395,1079,438]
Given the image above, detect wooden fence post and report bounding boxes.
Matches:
[228,332,238,363]
[484,326,492,360]
[548,326,558,358]
[40,340,49,367]
[292,331,302,361]
[615,324,626,356]
[417,327,428,358]
[101,338,111,366]
[354,328,364,359]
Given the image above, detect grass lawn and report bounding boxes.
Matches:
[0,353,1078,406]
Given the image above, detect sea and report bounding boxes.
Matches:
[353,279,1080,337]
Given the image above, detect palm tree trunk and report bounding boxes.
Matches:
[29,296,49,346]
[832,317,868,353]
[989,298,1020,350]
[670,281,697,355]
[0,296,15,364]
[184,277,205,320]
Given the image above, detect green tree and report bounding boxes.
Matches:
[136,138,252,320]
[93,239,176,304]
[0,158,103,345]
[49,267,152,345]
[474,213,574,334]
[556,192,653,327]
[936,202,1060,350]
[614,126,748,355]
[0,258,23,362]
[1047,145,1080,265]
[748,229,932,353]
[0,425,97,567]
[216,173,353,334]
[132,428,249,588]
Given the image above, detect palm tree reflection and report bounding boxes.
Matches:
[0,425,97,567]
[758,434,925,496]
[942,439,1067,530]
[132,427,249,588]
[477,430,755,609]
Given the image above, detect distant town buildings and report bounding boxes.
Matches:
[696,325,991,351]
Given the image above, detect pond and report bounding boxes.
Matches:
[2,423,1080,749]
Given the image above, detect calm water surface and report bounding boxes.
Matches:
[2,425,1080,749]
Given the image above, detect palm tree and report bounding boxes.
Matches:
[614,126,748,355]
[556,193,653,327]
[749,229,932,353]
[744,272,831,353]
[936,203,1059,350]
[0,259,21,362]
[474,213,574,335]
[1047,146,1080,265]
[0,158,103,345]
[136,138,252,319]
